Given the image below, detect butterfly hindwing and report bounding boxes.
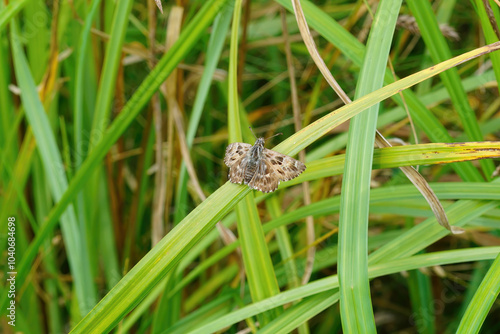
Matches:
[228,157,248,184]
[248,159,280,193]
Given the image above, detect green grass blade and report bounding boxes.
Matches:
[70,183,249,333]
[266,197,300,289]
[407,264,436,334]
[166,292,236,334]
[474,0,500,95]
[74,0,101,166]
[236,195,282,326]
[227,0,243,144]
[368,183,500,265]
[89,0,133,148]
[307,67,496,161]
[0,0,28,32]
[10,20,97,315]
[338,1,401,332]
[191,247,500,333]
[32,158,64,334]
[227,0,281,327]
[3,3,499,331]
[3,6,497,330]
[258,291,340,334]
[457,253,500,333]
[272,50,500,159]
[292,141,500,188]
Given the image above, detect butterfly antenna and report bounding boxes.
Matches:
[264,132,283,141]
[249,126,258,139]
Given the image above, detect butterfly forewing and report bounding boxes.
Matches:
[262,148,306,181]
[224,143,251,167]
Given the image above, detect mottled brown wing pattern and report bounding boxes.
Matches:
[247,159,280,193]
[225,143,251,184]
[224,142,251,167]
[224,140,306,193]
[227,157,247,184]
[263,148,306,182]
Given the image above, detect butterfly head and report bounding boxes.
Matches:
[249,137,265,160]
[254,137,266,147]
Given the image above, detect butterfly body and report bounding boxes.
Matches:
[243,138,264,183]
[224,137,306,193]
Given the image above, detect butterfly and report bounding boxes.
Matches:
[224,133,306,193]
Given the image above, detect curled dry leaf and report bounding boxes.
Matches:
[374,135,464,235]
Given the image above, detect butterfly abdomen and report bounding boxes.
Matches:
[244,160,257,183]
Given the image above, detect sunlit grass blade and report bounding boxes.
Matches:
[291,141,500,188]
[271,42,500,158]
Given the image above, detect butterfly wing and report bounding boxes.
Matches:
[247,159,280,193]
[224,143,251,167]
[262,148,306,182]
[225,143,252,184]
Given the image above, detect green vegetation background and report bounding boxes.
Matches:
[0,0,499,333]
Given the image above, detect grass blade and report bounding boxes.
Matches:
[457,253,500,333]
[338,1,402,332]
[192,247,500,333]
[10,20,97,315]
